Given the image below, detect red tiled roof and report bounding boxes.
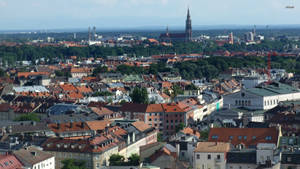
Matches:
[208,128,280,148]
[42,136,118,153]
[181,127,200,138]
[60,84,77,91]
[161,103,185,113]
[132,121,151,132]
[17,72,50,78]
[76,85,93,93]
[0,154,23,169]
[48,122,90,134]
[86,120,111,131]
[91,107,114,116]
[145,104,164,113]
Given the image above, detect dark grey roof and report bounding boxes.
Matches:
[281,151,300,164]
[14,146,54,166]
[227,150,257,164]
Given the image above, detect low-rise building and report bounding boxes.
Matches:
[14,146,55,169]
[193,142,231,169]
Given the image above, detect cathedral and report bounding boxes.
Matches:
[159,8,192,42]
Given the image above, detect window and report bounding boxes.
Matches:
[175,120,178,123]
[287,157,292,162]
[229,136,233,140]
[149,119,152,121]
[154,118,157,121]
[252,136,256,140]
[265,136,272,140]
[197,154,200,159]
[149,113,152,116]
[166,120,169,123]
[171,120,173,123]
[212,135,219,139]
[181,152,185,156]
[244,136,247,140]
[217,155,221,159]
[238,136,242,140]
[235,100,238,105]
[207,154,211,159]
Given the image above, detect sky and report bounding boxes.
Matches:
[0,0,300,30]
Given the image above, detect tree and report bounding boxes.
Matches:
[171,84,184,98]
[185,83,198,90]
[109,154,125,166]
[157,132,163,142]
[175,123,185,133]
[14,113,40,122]
[200,130,209,141]
[0,68,5,77]
[93,65,108,75]
[61,159,87,169]
[92,91,113,97]
[130,87,149,104]
[127,154,140,166]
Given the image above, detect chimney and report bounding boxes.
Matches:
[176,143,180,157]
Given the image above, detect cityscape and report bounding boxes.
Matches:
[0,0,300,169]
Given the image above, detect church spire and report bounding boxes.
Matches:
[186,8,192,42]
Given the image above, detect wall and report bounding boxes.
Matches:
[193,152,226,169]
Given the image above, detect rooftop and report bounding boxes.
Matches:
[194,142,231,153]
[246,82,300,97]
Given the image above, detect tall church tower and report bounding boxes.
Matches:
[185,8,192,42]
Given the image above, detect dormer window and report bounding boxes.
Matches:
[265,136,272,140]
[212,135,218,139]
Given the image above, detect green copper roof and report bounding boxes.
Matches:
[246,82,300,97]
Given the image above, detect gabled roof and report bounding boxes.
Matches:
[13,146,54,166]
[0,154,23,169]
[86,120,111,131]
[132,121,151,132]
[145,104,164,113]
[194,142,231,153]
[161,103,185,113]
[208,128,279,148]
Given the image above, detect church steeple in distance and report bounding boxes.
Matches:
[186,8,192,42]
